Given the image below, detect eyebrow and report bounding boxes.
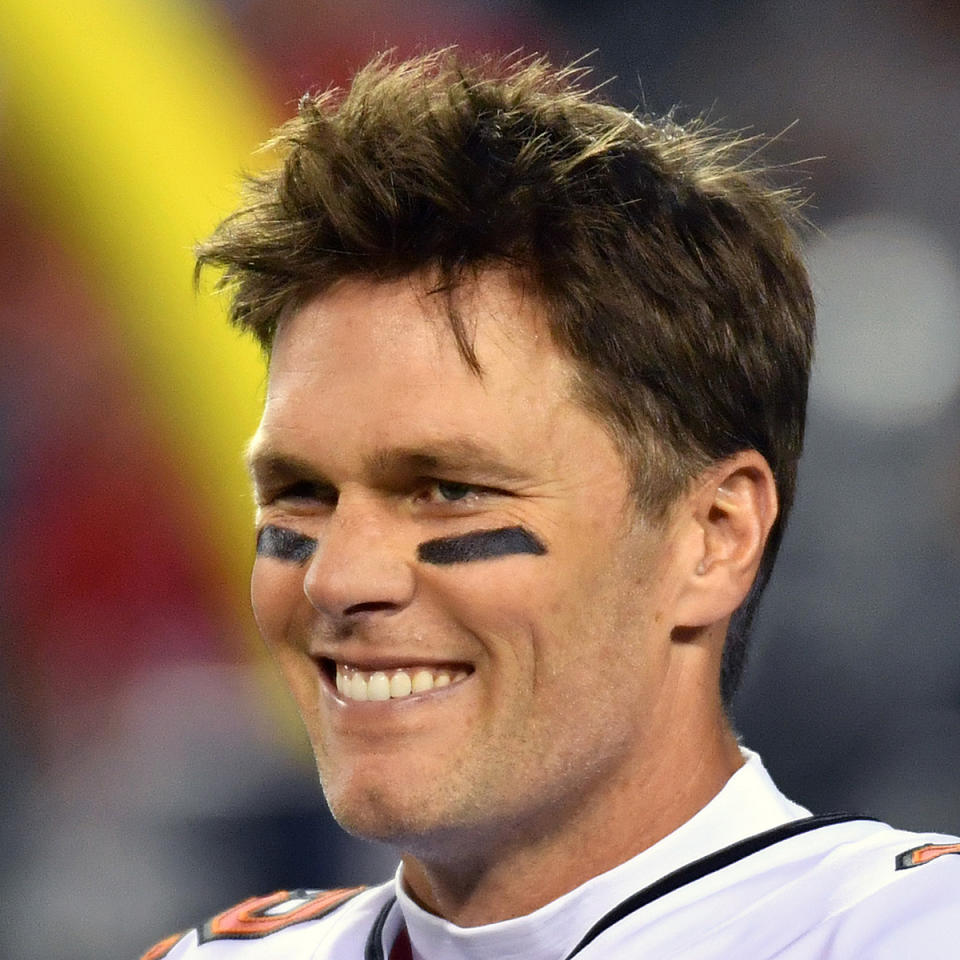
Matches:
[245,447,333,499]
[367,440,533,485]
[246,438,533,492]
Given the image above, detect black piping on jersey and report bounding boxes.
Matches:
[365,898,397,960]
[364,814,876,960]
[564,814,876,958]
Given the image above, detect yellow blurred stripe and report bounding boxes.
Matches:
[0,0,274,627]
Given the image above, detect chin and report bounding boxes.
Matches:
[322,776,431,843]
[320,772,487,859]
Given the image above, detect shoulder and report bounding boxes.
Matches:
[578,818,960,959]
[811,820,960,907]
[139,884,395,960]
[722,819,960,958]
[799,825,960,956]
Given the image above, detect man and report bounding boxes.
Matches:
[143,51,959,959]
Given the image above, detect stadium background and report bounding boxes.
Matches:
[1,2,958,957]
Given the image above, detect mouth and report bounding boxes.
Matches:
[321,659,472,702]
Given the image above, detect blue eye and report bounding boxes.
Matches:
[436,480,473,501]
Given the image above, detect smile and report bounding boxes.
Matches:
[334,662,471,702]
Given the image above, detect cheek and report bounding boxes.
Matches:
[250,559,305,649]
[425,558,550,614]
[251,562,322,720]
[423,558,571,676]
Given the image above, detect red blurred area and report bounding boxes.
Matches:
[0,0,550,763]
[0,187,237,755]
[227,0,550,104]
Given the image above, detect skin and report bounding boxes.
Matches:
[247,271,776,926]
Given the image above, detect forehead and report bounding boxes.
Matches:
[249,270,640,509]
[262,272,577,433]
[274,270,555,363]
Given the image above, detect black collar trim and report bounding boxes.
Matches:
[363,814,876,960]
[364,896,397,960]
[564,813,876,958]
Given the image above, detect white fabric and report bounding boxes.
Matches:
[395,748,807,960]
[150,750,960,959]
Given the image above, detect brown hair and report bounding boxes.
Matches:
[197,50,815,704]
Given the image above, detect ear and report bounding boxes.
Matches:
[673,450,779,629]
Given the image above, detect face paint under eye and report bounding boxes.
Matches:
[417,525,547,565]
[256,524,318,565]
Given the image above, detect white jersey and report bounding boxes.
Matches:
[141,751,960,960]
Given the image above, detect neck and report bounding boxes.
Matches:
[401,709,743,927]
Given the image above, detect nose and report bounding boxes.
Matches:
[302,496,416,620]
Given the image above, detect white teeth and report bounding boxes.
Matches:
[335,663,469,702]
[411,669,434,693]
[349,672,368,702]
[368,672,391,701]
[389,671,412,698]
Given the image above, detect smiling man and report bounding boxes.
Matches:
[143,52,959,960]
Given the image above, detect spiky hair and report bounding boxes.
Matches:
[198,50,815,703]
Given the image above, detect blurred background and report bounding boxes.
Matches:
[1,1,958,957]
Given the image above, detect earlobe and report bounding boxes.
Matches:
[675,451,778,628]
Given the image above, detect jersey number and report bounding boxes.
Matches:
[199,887,366,943]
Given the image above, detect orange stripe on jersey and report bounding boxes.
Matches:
[895,843,960,870]
[139,931,185,960]
[203,887,366,941]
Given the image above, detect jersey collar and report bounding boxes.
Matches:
[389,749,809,960]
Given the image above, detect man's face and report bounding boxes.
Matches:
[249,272,690,860]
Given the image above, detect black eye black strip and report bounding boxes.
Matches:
[417,525,546,565]
[256,525,318,565]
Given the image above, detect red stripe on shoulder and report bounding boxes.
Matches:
[139,931,186,960]
[200,887,366,943]
[895,842,960,870]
